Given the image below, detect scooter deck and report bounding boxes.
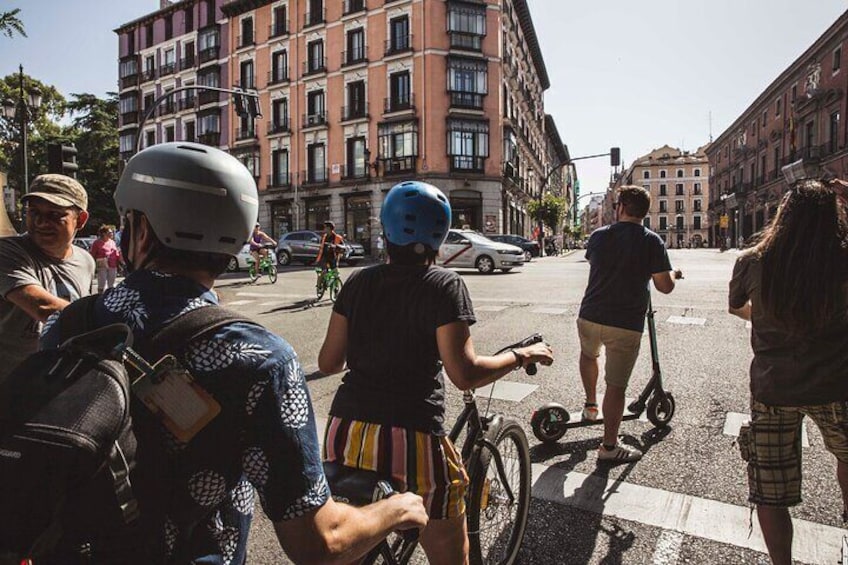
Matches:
[565,396,649,427]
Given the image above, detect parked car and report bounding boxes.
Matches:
[275,230,365,266]
[487,234,540,261]
[72,236,97,252]
[438,229,525,274]
[226,243,278,272]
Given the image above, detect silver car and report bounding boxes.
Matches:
[438,229,525,274]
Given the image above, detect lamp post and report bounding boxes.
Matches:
[1,65,42,199]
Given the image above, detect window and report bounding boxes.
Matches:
[659,200,668,213]
[165,125,175,142]
[145,23,153,47]
[345,80,366,120]
[271,149,289,186]
[830,111,840,153]
[676,215,684,230]
[182,41,195,68]
[236,151,260,179]
[120,58,138,79]
[346,137,367,178]
[776,96,782,116]
[144,55,155,79]
[307,143,327,183]
[145,130,156,148]
[660,170,667,178]
[834,45,842,73]
[805,119,816,149]
[378,121,418,173]
[205,0,215,24]
[127,32,135,55]
[185,121,195,142]
[346,28,366,65]
[693,216,702,230]
[306,90,326,125]
[675,200,684,213]
[642,217,651,229]
[388,16,410,54]
[307,40,325,74]
[165,14,173,39]
[198,27,219,62]
[271,50,288,83]
[162,48,176,75]
[388,71,411,111]
[119,132,136,154]
[271,98,289,131]
[240,17,254,47]
[240,60,254,89]
[198,67,220,88]
[693,182,702,195]
[675,183,683,196]
[762,110,767,128]
[447,58,488,110]
[143,92,155,112]
[199,113,220,134]
[184,8,193,32]
[271,5,287,36]
[676,169,683,178]
[659,216,667,231]
[447,119,489,172]
[693,199,702,212]
[659,184,667,196]
[642,170,650,179]
[694,168,701,177]
[306,0,324,27]
[791,83,798,104]
[344,0,365,15]
[447,3,486,50]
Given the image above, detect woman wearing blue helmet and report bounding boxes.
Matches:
[319,181,553,564]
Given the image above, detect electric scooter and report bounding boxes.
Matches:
[530,292,676,444]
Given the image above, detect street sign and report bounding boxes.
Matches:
[719,214,729,229]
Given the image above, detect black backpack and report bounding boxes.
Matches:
[0,296,247,563]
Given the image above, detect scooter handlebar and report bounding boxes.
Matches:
[495,333,545,375]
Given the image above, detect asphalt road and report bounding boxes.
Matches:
[213,249,844,565]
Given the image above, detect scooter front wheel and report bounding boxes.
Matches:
[530,403,570,443]
[646,392,676,428]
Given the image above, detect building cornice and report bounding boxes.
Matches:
[222,0,273,18]
[114,0,192,34]
[513,0,550,90]
[544,114,568,164]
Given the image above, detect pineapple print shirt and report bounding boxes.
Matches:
[42,269,328,565]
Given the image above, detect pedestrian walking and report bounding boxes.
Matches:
[89,224,121,292]
[728,178,848,565]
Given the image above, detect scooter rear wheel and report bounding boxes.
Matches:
[530,404,570,443]
[646,392,676,428]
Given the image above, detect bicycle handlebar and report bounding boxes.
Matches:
[494,333,545,376]
[373,481,420,544]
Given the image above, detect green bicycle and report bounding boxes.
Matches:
[248,246,278,284]
[315,266,342,302]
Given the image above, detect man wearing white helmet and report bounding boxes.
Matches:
[42,143,426,564]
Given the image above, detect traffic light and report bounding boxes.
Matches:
[233,89,262,119]
[47,142,79,178]
[610,147,621,168]
[246,91,262,118]
[232,91,247,117]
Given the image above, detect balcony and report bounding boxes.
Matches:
[380,155,417,175]
[198,46,220,64]
[303,58,327,76]
[303,168,329,186]
[304,8,326,28]
[237,33,255,49]
[302,112,328,128]
[178,96,196,111]
[160,62,176,77]
[449,91,484,111]
[235,127,258,141]
[269,21,289,38]
[158,100,176,116]
[120,110,139,125]
[341,103,369,122]
[449,32,483,51]
[344,0,367,15]
[233,79,256,90]
[267,69,290,86]
[197,131,220,146]
[385,34,412,56]
[141,69,156,82]
[180,56,195,70]
[267,172,292,189]
[198,91,220,105]
[450,156,485,173]
[342,48,368,67]
[120,73,139,89]
[267,118,291,135]
[383,94,415,114]
[341,163,369,180]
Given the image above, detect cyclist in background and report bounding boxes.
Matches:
[315,220,344,285]
[318,180,554,565]
[249,223,276,266]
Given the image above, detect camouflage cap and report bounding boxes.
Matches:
[23,174,88,211]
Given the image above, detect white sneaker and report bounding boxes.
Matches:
[598,441,642,463]
[581,403,599,421]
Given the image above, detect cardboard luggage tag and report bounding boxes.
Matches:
[131,354,221,442]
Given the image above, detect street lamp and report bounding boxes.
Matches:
[1,64,42,199]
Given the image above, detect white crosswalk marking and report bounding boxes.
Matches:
[226,299,255,306]
[475,305,509,312]
[531,307,569,315]
[666,315,706,326]
[474,381,538,402]
[651,530,684,565]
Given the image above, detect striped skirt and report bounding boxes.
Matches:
[323,417,469,519]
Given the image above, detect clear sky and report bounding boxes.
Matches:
[2,0,847,198]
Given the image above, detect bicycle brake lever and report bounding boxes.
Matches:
[518,333,543,348]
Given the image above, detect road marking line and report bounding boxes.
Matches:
[531,307,569,315]
[475,305,509,312]
[531,463,842,564]
[226,299,255,306]
[666,316,706,326]
[651,530,684,565]
[474,381,538,402]
[235,291,313,299]
[723,412,810,448]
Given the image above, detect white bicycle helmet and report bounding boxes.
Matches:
[115,142,258,257]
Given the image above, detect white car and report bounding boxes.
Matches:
[227,244,278,272]
[438,229,526,274]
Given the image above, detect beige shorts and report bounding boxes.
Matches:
[577,318,643,388]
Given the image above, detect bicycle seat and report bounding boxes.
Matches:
[324,461,405,506]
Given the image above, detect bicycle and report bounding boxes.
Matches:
[247,245,278,284]
[324,333,543,565]
[315,266,342,302]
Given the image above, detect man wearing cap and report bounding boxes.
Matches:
[0,174,94,381]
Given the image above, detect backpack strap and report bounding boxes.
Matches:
[145,305,253,358]
[58,295,99,342]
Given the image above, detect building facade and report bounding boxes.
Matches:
[708,9,848,248]
[116,0,567,254]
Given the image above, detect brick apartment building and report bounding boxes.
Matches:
[612,145,711,248]
[708,8,848,247]
[116,0,570,254]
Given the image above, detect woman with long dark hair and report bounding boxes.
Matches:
[729,179,848,565]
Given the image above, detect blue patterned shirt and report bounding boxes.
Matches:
[42,270,328,564]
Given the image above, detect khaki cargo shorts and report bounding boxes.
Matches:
[740,399,848,506]
[576,318,642,388]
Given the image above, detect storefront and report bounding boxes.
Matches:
[304,198,331,232]
[450,189,482,230]
[270,200,293,240]
[344,194,373,254]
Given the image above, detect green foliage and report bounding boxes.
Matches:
[0,9,26,39]
[528,193,567,232]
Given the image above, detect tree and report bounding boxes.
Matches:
[65,92,120,232]
[0,9,26,39]
[528,193,567,233]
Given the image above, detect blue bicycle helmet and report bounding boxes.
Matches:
[381,181,451,250]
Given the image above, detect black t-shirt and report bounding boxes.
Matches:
[329,264,476,434]
[578,222,672,332]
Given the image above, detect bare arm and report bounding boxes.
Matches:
[652,269,683,294]
[318,311,348,375]
[729,302,751,321]
[273,494,427,565]
[436,321,553,391]
[5,284,70,323]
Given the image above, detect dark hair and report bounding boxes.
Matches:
[386,241,437,266]
[754,180,848,334]
[617,185,651,218]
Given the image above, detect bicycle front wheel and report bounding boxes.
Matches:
[267,264,278,284]
[316,277,326,300]
[467,419,531,565]
[248,264,259,283]
[329,276,342,302]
